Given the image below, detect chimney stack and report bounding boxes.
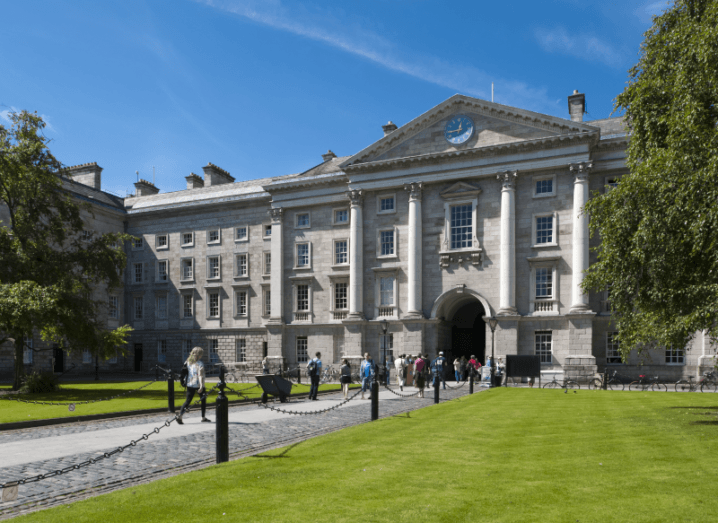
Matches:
[134,179,160,197]
[202,163,235,187]
[67,162,103,190]
[382,121,398,136]
[322,150,337,162]
[568,90,586,122]
[185,173,204,190]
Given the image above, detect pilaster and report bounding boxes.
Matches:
[268,208,284,324]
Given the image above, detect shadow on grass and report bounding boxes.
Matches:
[669,406,718,410]
[252,440,305,459]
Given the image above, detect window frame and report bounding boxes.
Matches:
[207,228,221,245]
[156,294,168,320]
[156,259,169,283]
[156,234,169,250]
[157,339,168,364]
[296,336,309,363]
[532,174,557,199]
[377,227,398,259]
[528,256,560,316]
[262,286,271,317]
[291,279,313,323]
[665,345,685,365]
[181,231,194,248]
[333,239,349,266]
[181,292,193,319]
[208,338,219,364]
[377,193,396,215]
[441,197,480,253]
[133,262,144,284]
[449,202,473,250]
[606,331,622,365]
[264,224,272,239]
[133,296,143,320]
[207,290,221,319]
[295,212,311,229]
[182,339,192,362]
[108,295,119,319]
[294,242,312,269]
[234,226,249,243]
[535,330,553,364]
[235,253,249,278]
[332,208,349,226]
[180,257,194,282]
[132,237,144,250]
[236,338,247,363]
[373,268,398,319]
[531,212,559,248]
[206,255,221,281]
[263,252,271,275]
[234,287,248,318]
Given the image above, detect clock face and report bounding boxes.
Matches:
[444,115,475,145]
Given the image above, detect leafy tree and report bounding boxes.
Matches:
[583,0,718,360]
[0,110,133,389]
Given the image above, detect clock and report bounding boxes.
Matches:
[444,115,475,145]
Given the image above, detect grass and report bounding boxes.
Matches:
[12,388,718,522]
[0,381,346,424]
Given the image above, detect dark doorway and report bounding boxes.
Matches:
[134,343,143,372]
[450,301,486,376]
[53,345,63,373]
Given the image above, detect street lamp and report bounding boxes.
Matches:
[487,316,499,388]
[380,319,388,385]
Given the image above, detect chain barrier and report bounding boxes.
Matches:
[257,388,363,416]
[382,382,422,398]
[0,379,160,406]
[444,379,468,390]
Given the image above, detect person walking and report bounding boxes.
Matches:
[176,347,210,424]
[431,351,448,390]
[306,352,322,400]
[261,357,270,374]
[340,358,352,399]
[414,354,426,397]
[453,358,461,382]
[394,354,406,391]
[360,353,375,400]
[468,355,481,381]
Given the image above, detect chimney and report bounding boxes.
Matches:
[382,121,398,136]
[568,90,586,122]
[202,163,235,187]
[67,162,103,190]
[134,179,160,197]
[322,150,337,162]
[185,173,204,190]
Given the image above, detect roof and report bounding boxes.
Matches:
[61,177,125,212]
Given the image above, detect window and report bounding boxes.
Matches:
[236,339,247,362]
[532,213,558,247]
[450,204,472,249]
[666,345,685,365]
[83,349,92,364]
[295,212,310,228]
[380,276,394,306]
[134,262,143,283]
[528,257,559,314]
[535,331,552,364]
[158,340,167,364]
[375,271,398,318]
[235,254,248,277]
[535,267,552,299]
[207,256,221,279]
[536,179,553,195]
[82,230,93,242]
[156,295,167,319]
[208,292,220,318]
[533,175,556,198]
[208,339,219,364]
[108,350,118,364]
[379,230,395,257]
[296,336,308,363]
[334,282,348,310]
[23,336,33,364]
[296,284,309,311]
[181,258,193,281]
[264,252,271,275]
[207,229,220,244]
[157,260,168,282]
[264,224,272,237]
[109,296,118,319]
[235,226,248,242]
[333,208,349,225]
[606,176,620,191]
[182,294,193,318]
[296,243,311,268]
[334,240,348,265]
[182,339,192,362]
[263,287,271,316]
[181,232,194,247]
[134,296,143,320]
[606,332,621,364]
[156,234,168,250]
[378,194,395,214]
[236,290,247,316]
[132,237,143,250]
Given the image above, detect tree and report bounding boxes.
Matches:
[0,111,133,389]
[583,0,718,360]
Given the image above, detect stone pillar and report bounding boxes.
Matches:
[569,162,592,313]
[497,171,517,315]
[268,208,283,323]
[347,190,365,320]
[565,315,597,379]
[404,182,423,318]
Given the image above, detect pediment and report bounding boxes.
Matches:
[340,94,599,171]
[440,181,482,200]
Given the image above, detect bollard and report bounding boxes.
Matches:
[603,369,608,391]
[434,378,440,404]
[155,365,159,381]
[216,366,229,464]
[297,367,301,385]
[168,375,175,413]
[371,380,379,421]
[469,372,474,395]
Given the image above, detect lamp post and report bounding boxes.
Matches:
[380,319,388,386]
[487,316,499,388]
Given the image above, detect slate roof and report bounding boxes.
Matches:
[62,177,126,212]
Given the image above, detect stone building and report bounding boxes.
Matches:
[2,92,716,380]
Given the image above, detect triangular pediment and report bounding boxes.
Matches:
[440,181,482,200]
[340,94,599,170]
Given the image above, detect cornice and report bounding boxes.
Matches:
[592,138,629,153]
[262,173,348,193]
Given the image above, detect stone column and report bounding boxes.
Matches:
[404,182,423,318]
[268,208,283,323]
[347,190,364,320]
[497,171,517,315]
[569,162,592,313]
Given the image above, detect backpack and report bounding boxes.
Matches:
[179,362,189,388]
[307,359,317,377]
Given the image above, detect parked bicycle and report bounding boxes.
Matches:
[629,374,666,392]
[588,369,631,391]
[674,371,718,393]
[542,375,579,390]
[320,365,337,384]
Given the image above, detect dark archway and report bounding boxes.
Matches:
[449,301,486,378]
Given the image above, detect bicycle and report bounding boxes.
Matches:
[320,365,337,384]
[542,375,579,390]
[675,371,718,393]
[588,369,630,391]
[629,374,666,392]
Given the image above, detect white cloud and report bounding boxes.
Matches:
[534,26,625,68]
[635,1,672,23]
[0,107,56,133]
[193,0,558,114]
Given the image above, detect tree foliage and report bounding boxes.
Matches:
[0,111,133,388]
[583,0,718,359]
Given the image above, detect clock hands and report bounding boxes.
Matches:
[447,123,464,134]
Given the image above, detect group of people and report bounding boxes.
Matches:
[453,355,483,382]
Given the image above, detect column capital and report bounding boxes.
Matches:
[347,189,363,207]
[497,170,518,190]
[569,161,593,182]
[268,207,283,224]
[404,182,423,202]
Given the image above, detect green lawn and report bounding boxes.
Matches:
[13,388,718,522]
[0,381,345,424]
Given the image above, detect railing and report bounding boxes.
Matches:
[294,312,311,322]
[533,300,553,313]
[377,306,394,318]
[332,311,348,321]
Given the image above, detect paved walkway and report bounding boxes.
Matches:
[0,383,475,519]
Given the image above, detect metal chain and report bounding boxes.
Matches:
[0,379,160,406]
[444,379,468,390]
[382,383,422,398]
[257,388,362,416]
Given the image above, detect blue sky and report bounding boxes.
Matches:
[1,0,670,196]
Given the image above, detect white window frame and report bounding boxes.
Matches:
[208,338,219,364]
[333,239,349,266]
[666,345,685,365]
[606,332,622,365]
[292,279,313,323]
[235,253,249,278]
[180,257,194,282]
[156,234,169,250]
[377,228,398,259]
[133,262,144,284]
[157,339,167,364]
[263,252,271,275]
[374,269,398,319]
[295,212,311,229]
[181,231,194,248]
[294,242,312,269]
[132,237,144,250]
[448,202,473,250]
[181,292,193,319]
[207,290,221,319]
[156,259,169,283]
[108,295,119,319]
[377,193,396,215]
[234,226,249,243]
[533,174,556,198]
[535,330,553,364]
[262,285,271,317]
[329,276,349,321]
[441,198,479,253]
[23,336,33,364]
[207,255,221,280]
[531,212,558,248]
[264,224,272,239]
[528,256,559,316]
[207,228,221,245]
[156,294,168,320]
[332,208,349,226]
[236,338,247,362]
[133,295,143,320]
[234,287,249,317]
[296,336,309,363]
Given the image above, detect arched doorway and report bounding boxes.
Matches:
[450,302,486,376]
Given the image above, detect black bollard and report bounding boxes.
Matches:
[434,378,440,404]
[216,366,229,464]
[371,380,379,421]
[469,372,474,395]
[168,375,175,413]
[297,367,301,385]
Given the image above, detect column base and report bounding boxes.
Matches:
[345,312,365,322]
[568,303,592,314]
[266,317,285,326]
[564,355,597,380]
[497,307,517,316]
[403,310,425,320]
